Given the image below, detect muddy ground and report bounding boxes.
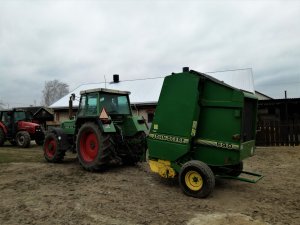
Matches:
[0,144,299,225]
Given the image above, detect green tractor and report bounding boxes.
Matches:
[147,67,262,198]
[43,88,148,171]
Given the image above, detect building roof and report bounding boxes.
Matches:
[50,69,257,109]
[50,77,165,109]
[255,90,273,100]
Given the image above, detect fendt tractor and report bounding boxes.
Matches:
[0,109,45,147]
[147,67,262,198]
[43,88,147,171]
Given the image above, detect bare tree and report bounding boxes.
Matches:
[42,80,69,106]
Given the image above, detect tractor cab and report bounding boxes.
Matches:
[0,109,44,147]
[1,110,32,137]
[77,88,131,121]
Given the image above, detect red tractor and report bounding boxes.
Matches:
[0,109,45,147]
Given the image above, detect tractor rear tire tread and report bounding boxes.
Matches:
[122,131,147,165]
[179,160,215,198]
[77,122,114,172]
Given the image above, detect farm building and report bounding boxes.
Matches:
[256,98,300,146]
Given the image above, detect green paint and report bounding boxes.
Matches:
[147,70,258,176]
[61,120,76,135]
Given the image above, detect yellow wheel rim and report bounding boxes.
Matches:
[185,170,203,191]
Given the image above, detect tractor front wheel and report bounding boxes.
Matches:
[43,133,65,163]
[76,122,113,171]
[179,160,215,198]
[16,131,31,148]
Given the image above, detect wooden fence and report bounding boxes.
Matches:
[256,121,300,146]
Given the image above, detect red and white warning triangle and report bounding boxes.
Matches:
[99,108,109,119]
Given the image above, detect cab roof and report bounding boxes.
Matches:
[80,88,130,95]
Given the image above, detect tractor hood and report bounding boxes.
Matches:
[17,121,41,134]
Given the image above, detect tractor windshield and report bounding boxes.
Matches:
[99,93,131,115]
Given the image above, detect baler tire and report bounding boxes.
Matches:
[0,128,5,146]
[226,161,243,177]
[43,133,65,163]
[16,131,31,148]
[76,122,113,172]
[179,160,215,198]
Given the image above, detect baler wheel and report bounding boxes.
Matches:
[0,128,5,146]
[179,160,215,198]
[16,131,31,148]
[77,122,113,171]
[43,133,65,163]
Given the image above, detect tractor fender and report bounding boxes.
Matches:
[132,115,148,132]
[47,127,71,151]
[0,122,8,135]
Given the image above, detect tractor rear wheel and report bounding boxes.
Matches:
[179,160,215,198]
[43,133,65,163]
[76,122,114,171]
[0,128,5,146]
[16,131,31,148]
[122,131,147,165]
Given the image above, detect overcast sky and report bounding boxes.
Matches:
[0,0,299,107]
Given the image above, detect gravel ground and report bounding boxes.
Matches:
[0,145,299,225]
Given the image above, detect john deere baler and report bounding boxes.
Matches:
[147,67,262,198]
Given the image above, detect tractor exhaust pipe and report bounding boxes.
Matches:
[69,93,75,119]
[183,67,189,72]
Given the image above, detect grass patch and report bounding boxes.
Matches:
[0,143,44,163]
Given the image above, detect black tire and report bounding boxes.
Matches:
[16,131,31,148]
[122,131,147,165]
[43,133,65,163]
[76,122,113,172]
[225,161,243,177]
[179,160,215,198]
[0,128,5,147]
